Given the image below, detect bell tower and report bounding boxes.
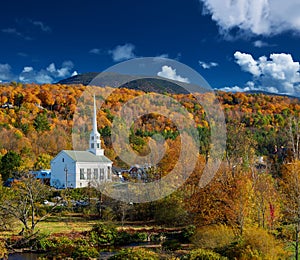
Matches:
[89,95,104,156]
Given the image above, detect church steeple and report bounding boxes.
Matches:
[89,95,104,156]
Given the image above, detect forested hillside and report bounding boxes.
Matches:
[1,83,300,258]
[0,83,298,172]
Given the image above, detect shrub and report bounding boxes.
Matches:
[109,248,159,260]
[183,248,227,260]
[180,225,196,243]
[116,231,132,245]
[0,239,7,259]
[239,227,289,259]
[162,239,181,251]
[116,231,148,245]
[217,227,290,259]
[192,225,235,250]
[72,245,99,259]
[89,222,117,246]
[131,232,148,242]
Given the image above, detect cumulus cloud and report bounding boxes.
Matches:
[89,48,102,55]
[22,66,33,73]
[157,65,190,83]
[253,40,273,48]
[226,51,300,96]
[71,71,78,77]
[200,0,300,37]
[109,43,136,62]
[199,60,218,69]
[234,51,261,76]
[0,64,14,81]
[19,61,76,84]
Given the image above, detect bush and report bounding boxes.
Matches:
[162,239,181,251]
[180,225,196,243]
[72,245,99,259]
[131,232,148,242]
[183,248,227,260]
[192,225,235,250]
[116,231,148,245]
[217,227,290,259]
[239,227,289,259]
[116,231,132,245]
[0,239,7,259]
[89,222,117,246]
[109,248,159,260]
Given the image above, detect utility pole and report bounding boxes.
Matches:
[64,165,68,189]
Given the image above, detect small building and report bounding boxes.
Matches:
[50,96,113,189]
[31,169,51,185]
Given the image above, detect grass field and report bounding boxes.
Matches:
[0,213,100,239]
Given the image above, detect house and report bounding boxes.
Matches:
[50,95,113,189]
[1,102,13,109]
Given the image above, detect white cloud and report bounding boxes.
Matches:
[57,61,74,78]
[253,40,270,48]
[200,0,300,37]
[31,20,51,32]
[47,63,56,73]
[22,66,33,73]
[0,64,13,81]
[199,60,218,69]
[219,82,279,94]
[17,52,28,57]
[109,43,136,62]
[230,51,300,96]
[0,61,76,84]
[157,65,190,83]
[19,61,75,84]
[89,48,102,55]
[219,85,251,92]
[234,51,261,76]
[71,71,78,76]
[2,28,32,40]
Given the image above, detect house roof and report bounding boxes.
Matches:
[61,150,112,163]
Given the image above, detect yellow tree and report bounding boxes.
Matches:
[281,160,300,260]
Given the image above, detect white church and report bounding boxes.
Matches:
[50,96,113,189]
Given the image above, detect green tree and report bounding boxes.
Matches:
[0,151,21,182]
[34,111,50,132]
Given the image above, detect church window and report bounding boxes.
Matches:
[91,143,94,149]
[100,168,104,180]
[80,168,85,180]
[62,158,64,162]
[97,143,100,148]
[108,166,111,179]
[94,169,98,179]
[87,168,91,180]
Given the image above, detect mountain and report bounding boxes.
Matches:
[244,90,299,99]
[57,72,210,94]
[58,72,99,85]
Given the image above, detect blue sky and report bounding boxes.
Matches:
[1,0,300,96]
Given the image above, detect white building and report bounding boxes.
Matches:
[50,96,112,189]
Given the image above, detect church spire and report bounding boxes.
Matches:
[89,94,104,156]
[92,94,98,135]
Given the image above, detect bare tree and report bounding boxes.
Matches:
[0,174,58,234]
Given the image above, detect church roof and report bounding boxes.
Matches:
[61,150,112,163]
